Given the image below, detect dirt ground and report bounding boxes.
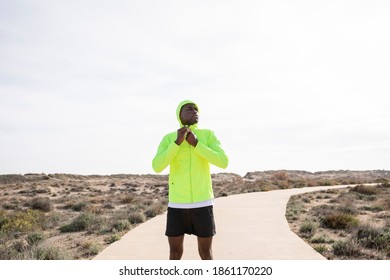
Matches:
[286,183,390,259]
[1,170,389,259]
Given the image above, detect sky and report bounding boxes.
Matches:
[1,0,389,176]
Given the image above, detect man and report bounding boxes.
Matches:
[152,100,228,260]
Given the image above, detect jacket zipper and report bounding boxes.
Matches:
[189,143,193,203]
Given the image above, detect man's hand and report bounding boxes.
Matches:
[175,127,189,146]
[186,130,198,147]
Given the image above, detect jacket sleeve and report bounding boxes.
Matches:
[194,131,229,169]
[152,135,180,173]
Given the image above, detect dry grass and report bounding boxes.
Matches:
[286,182,390,259]
[1,171,390,260]
[0,174,169,259]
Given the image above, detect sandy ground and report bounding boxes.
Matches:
[1,172,388,260]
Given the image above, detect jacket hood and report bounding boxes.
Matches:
[176,100,199,128]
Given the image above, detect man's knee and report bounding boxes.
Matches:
[170,248,183,259]
[197,237,213,260]
[168,236,184,260]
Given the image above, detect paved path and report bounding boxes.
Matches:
[94,185,352,260]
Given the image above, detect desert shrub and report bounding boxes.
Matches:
[314,245,327,254]
[82,242,101,256]
[291,181,306,188]
[352,185,379,196]
[357,194,377,201]
[31,245,72,260]
[69,186,84,193]
[0,210,45,236]
[318,180,335,186]
[312,204,336,217]
[275,180,289,189]
[299,221,317,236]
[332,240,361,257]
[71,202,89,212]
[360,205,384,212]
[106,234,121,244]
[88,244,100,256]
[144,203,166,218]
[113,219,131,232]
[30,197,53,212]
[140,198,154,207]
[356,224,379,241]
[311,235,334,244]
[0,246,19,259]
[286,197,304,222]
[273,172,288,181]
[89,196,105,204]
[85,205,103,215]
[376,178,389,184]
[120,194,136,204]
[2,202,20,210]
[322,212,359,230]
[337,204,359,216]
[356,225,390,251]
[59,213,102,233]
[103,203,115,209]
[26,232,45,246]
[12,240,29,252]
[128,212,146,224]
[32,186,51,194]
[41,212,62,229]
[0,175,27,184]
[380,182,390,188]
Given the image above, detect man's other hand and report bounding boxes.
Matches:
[186,130,198,147]
[175,127,189,145]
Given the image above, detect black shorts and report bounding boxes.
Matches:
[165,206,216,238]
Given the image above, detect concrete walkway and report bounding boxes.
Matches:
[94,185,352,260]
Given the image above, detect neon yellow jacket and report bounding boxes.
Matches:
[152,100,228,204]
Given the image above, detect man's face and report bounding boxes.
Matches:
[180,103,199,126]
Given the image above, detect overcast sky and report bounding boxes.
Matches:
[1,0,389,176]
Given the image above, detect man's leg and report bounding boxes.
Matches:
[168,235,184,260]
[197,236,213,260]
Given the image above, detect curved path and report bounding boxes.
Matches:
[94,185,352,260]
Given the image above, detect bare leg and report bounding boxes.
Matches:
[197,236,213,260]
[168,235,184,260]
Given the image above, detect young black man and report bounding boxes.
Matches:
[152,100,228,260]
